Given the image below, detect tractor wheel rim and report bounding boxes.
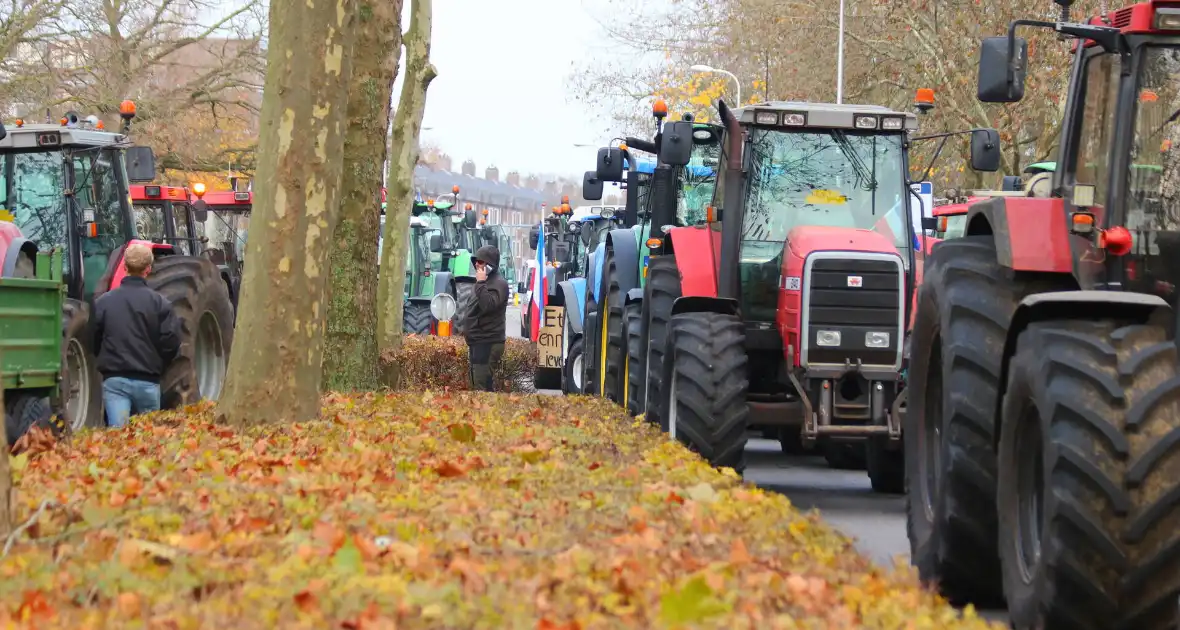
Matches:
[1015,404,1045,583]
[65,337,88,432]
[572,355,583,390]
[622,350,629,405]
[196,312,227,401]
[668,368,678,440]
[919,338,943,522]
[599,308,609,396]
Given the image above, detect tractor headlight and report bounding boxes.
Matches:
[816,330,841,347]
[854,115,878,129]
[601,207,615,219]
[865,331,890,348]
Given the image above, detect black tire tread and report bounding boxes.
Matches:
[906,236,1063,606]
[403,301,431,335]
[148,255,235,408]
[454,282,475,336]
[624,302,644,415]
[666,312,748,471]
[602,250,623,402]
[999,320,1180,630]
[642,255,682,424]
[5,394,53,447]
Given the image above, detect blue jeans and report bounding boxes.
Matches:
[102,377,161,428]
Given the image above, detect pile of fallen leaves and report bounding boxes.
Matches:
[382,335,536,392]
[0,393,1003,629]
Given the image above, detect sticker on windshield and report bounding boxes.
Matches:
[781,275,801,291]
[805,189,847,205]
[847,275,863,288]
[0,209,12,222]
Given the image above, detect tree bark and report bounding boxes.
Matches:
[376,0,437,384]
[322,0,404,391]
[0,359,11,537]
[215,0,358,426]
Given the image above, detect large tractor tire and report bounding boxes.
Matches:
[403,301,432,335]
[453,282,475,336]
[905,236,1060,607]
[599,249,625,402]
[581,283,600,396]
[661,311,748,472]
[641,255,682,425]
[61,299,103,431]
[623,301,644,415]
[148,256,235,408]
[998,320,1180,630]
[562,337,584,394]
[866,437,905,494]
[4,393,54,447]
[822,442,867,470]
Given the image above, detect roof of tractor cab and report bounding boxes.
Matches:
[734,101,919,131]
[0,124,126,149]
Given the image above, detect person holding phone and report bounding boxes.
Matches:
[464,245,509,391]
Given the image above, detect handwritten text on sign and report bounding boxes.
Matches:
[538,306,564,368]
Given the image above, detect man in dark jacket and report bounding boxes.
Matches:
[93,244,181,427]
[464,244,509,391]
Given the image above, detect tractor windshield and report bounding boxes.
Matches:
[741,128,909,258]
[679,139,720,225]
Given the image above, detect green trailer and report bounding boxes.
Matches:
[1,236,66,445]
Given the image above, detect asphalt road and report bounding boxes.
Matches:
[506,305,1006,622]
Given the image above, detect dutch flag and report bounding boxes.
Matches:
[530,221,547,342]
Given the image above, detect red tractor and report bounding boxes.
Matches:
[640,99,1001,491]
[906,2,1180,627]
[1,104,234,431]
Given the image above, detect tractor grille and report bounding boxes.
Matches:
[803,254,903,369]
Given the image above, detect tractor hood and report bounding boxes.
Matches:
[786,225,899,259]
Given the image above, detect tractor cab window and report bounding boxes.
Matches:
[679,139,720,225]
[73,150,127,297]
[1128,46,1180,232]
[134,203,167,241]
[1,150,69,259]
[1073,52,1120,211]
[172,203,193,255]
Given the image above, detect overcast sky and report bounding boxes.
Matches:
[397,0,613,180]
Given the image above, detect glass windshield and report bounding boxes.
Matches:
[938,215,968,240]
[1129,46,1180,231]
[134,203,167,241]
[742,129,909,255]
[3,150,68,253]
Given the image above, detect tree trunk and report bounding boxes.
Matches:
[0,362,11,537]
[215,0,359,427]
[376,0,437,386]
[322,0,404,392]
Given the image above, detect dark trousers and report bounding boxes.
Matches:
[467,342,504,392]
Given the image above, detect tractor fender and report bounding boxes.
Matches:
[407,296,432,306]
[964,196,1072,273]
[431,271,454,297]
[0,237,37,277]
[994,290,1173,450]
[666,225,720,297]
[671,296,740,318]
[624,288,643,305]
[560,278,586,334]
[590,243,607,304]
[604,228,640,306]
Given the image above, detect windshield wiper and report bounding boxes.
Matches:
[830,131,877,192]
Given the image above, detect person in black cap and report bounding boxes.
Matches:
[464,244,509,391]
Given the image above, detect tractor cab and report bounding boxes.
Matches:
[568,204,623,276]
[0,109,159,301]
[129,184,206,257]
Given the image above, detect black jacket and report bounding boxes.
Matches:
[464,245,509,346]
[93,276,182,383]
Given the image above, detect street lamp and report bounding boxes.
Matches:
[689,64,742,105]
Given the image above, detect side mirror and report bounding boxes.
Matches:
[580,221,593,246]
[596,147,625,182]
[517,281,526,293]
[921,217,938,231]
[192,199,209,223]
[660,121,694,166]
[0,121,7,140]
[582,171,604,200]
[528,224,539,250]
[1001,175,1023,191]
[978,36,1027,103]
[553,241,572,263]
[969,128,1002,172]
[125,146,157,183]
[429,233,442,252]
[464,209,477,228]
